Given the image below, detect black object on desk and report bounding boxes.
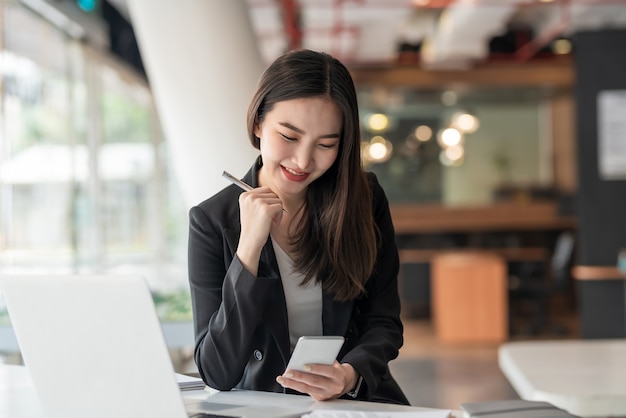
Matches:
[461,400,580,418]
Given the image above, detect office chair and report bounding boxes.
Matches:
[508,231,576,336]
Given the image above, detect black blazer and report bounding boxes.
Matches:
[188,159,409,405]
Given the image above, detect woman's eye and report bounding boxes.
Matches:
[280,133,296,141]
[319,143,337,149]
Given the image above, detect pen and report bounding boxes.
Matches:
[222,170,287,213]
[222,170,253,191]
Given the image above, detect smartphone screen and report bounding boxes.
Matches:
[285,336,345,372]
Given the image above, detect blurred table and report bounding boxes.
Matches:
[498,339,626,417]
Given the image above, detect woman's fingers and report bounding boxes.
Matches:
[276,362,347,401]
[238,188,284,242]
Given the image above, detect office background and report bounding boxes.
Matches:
[1,0,625,410]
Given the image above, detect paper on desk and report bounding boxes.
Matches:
[175,373,206,391]
[302,409,452,418]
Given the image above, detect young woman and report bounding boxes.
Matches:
[188,49,409,405]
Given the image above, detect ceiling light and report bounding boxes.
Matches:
[445,144,464,162]
[369,142,388,160]
[452,112,480,133]
[441,91,458,106]
[367,136,393,163]
[370,135,385,145]
[367,113,389,131]
[438,128,463,148]
[439,145,465,167]
[414,125,433,142]
[552,39,572,55]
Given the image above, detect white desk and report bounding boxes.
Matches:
[498,339,626,418]
[0,365,458,418]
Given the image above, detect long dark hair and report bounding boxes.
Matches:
[246,49,377,302]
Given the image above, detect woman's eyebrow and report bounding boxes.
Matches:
[279,122,340,139]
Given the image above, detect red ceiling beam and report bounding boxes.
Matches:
[281,0,302,50]
[514,0,571,61]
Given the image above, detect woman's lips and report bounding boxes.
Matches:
[281,165,309,182]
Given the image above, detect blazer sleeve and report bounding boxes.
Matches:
[339,172,405,402]
[187,196,280,390]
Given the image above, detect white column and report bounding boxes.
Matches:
[126,0,262,208]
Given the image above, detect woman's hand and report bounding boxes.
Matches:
[276,362,357,401]
[236,187,284,275]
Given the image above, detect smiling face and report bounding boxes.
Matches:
[255,96,343,207]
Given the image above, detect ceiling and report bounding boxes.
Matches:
[244,0,626,69]
[36,0,626,72]
[19,0,626,72]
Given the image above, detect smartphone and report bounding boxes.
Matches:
[285,336,345,372]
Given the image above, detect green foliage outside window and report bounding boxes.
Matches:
[151,289,193,322]
[0,288,193,327]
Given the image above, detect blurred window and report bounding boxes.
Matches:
[0,2,189,325]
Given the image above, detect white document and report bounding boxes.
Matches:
[598,89,626,180]
[175,373,206,391]
[302,409,452,418]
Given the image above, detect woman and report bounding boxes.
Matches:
[188,49,409,405]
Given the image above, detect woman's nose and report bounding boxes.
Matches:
[293,145,313,169]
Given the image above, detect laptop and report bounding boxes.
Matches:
[0,274,311,418]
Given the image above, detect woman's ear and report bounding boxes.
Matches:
[253,119,261,140]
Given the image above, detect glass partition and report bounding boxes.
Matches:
[357,85,562,206]
[0,1,190,327]
[0,3,76,271]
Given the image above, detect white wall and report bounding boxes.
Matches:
[127,0,262,209]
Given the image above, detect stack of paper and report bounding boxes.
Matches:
[302,410,452,418]
[175,373,206,391]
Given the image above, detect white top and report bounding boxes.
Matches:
[271,237,323,351]
[498,339,626,417]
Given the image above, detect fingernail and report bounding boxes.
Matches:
[276,376,284,385]
[303,365,312,372]
[285,371,293,378]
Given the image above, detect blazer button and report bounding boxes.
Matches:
[253,350,263,361]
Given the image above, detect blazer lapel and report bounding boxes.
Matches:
[259,241,291,363]
[224,229,291,364]
[227,158,290,363]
